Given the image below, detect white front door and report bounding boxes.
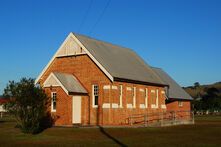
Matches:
[72,96,81,124]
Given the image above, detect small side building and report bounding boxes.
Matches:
[152,67,193,120]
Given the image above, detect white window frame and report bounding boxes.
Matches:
[151,89,159,109]
[178,101,183,107]
[133,87,136,108]
[51,92,57,112]
[127,104,133,109]
[119,85,123,108]
[145,88,148,108]
[156,89,159,108]
[92,85,99,108]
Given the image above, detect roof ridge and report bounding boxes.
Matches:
[73,32,134,52]
[150,66,163,70]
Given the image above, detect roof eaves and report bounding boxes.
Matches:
[114,77,168,87]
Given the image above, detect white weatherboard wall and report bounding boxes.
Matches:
[57,36,86,57]
[43,74,60,87]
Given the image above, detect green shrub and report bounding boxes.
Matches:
[3,78,49,134]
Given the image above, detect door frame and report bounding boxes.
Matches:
[72,96,82,124]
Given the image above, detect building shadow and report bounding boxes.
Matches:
[0,120,5,123]
[99,126,127,147]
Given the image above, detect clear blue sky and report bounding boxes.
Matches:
[0,0,221,94]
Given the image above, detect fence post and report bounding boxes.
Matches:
[130,116,133,126]
[174,111,177,125]
[171,111,174,124]
[172,111,176,125]
[144,114,147,127]
[161,112,164,126]
[192,111,195,124]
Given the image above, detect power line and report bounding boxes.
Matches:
[89,0,111,35]
[78,0,94,33]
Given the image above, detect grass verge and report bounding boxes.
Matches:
[0,115,221,146]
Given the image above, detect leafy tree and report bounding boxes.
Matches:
[190,82,221,113]
[194,82,200,89]
[3,78,49,134]
[191,82,201,112]
[202,87,221,111]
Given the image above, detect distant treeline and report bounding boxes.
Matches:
[184,82,221,113]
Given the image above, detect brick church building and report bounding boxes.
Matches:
[35,32,192,126]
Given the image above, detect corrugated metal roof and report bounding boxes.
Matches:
[74,33,166,85]
[151,67,192,100]
[53,72,87,94]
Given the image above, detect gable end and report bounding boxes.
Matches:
[35,33,114,84]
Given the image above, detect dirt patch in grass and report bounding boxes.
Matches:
[0,115,221,146]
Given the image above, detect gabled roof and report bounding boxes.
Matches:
[151,67,192,100]
[43,72,87,94]
[36,32,166,86]
[74,33,166,85]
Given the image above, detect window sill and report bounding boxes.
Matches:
[92,106,98,108]
[127,104,133,109]
[140,104,146,109]
[151,104,158,109]
[112,103,119,108]
[161,104,166,109]
[102,103,110,108]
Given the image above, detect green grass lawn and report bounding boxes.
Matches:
[0,115,221,147]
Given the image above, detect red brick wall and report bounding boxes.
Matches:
[166,100,192,120]
[103,88,110,103]
[101,82,166,125]
[40,55,167,126]
[166,100,191,111]
[40,55,111,126]
[44,87,72,126]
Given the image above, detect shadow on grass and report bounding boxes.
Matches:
[0,120,6,123]
[99,126,127,147]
